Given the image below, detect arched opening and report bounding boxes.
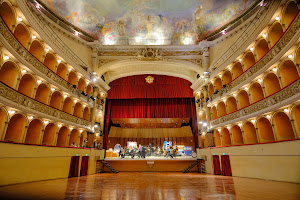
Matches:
[232,62,243,79]
[237,90,250,109]
[257,117,275,142]
[222,71,232,85]
[249,82,265,103]
[263,73,281,96]
[273,112,295,140]
[42,123,57,145]
[0,2,16,30]
[25,119,43,144]
[79,131,87,147]
[49,91,63,110]
[0,107,8,140]
[242,122,258,144]
[255,39,270,60]
[56,126,69,146]
[83,107,90,121]
[77,78,86,92]
[226,97,238,113]
[69,129,79,146]
[282,1,299,28]
[211,106,217,120]
[4,114,27,143]
[67,71,78,86]
[73,102,83,118]
[291,105,300,137]
[202,111,207,121]
[86,85,92,96]
[221,128,231,146]
[268,22,284,46]
[217,102,227,117]
[18,74,36,98]
[214,130,221,146]
[208,84,214,96]
[243,52,256,70]
[279,60,299,87]
[28,40,44,61]
[204,134,209,147]
[231,125,243,145]
[35,84,50,104]
[43,53,57,72]
[56,63,68,80]
[0,61,20,89]
[13,23,30,48]
[214,78,222,91]
[62,97,73,114]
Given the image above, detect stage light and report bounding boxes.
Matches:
[203,123,207,127]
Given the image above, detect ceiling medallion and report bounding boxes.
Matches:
[145,76,154,84]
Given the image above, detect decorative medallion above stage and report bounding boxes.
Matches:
[40,0,256,45]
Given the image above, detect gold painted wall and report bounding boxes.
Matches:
[197,140,300,183]
[0,143,104,186]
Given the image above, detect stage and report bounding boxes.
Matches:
[101,157,201,172]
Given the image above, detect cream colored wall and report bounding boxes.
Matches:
[197,140,300,183]
[0,143,104,186]
[54,30,93,67]
[209,31,244,67]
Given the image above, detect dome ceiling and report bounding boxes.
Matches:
[41,0,256,45]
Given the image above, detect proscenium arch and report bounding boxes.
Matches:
[97,59,204,84]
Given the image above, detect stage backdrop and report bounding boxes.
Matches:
[104,75,198,149]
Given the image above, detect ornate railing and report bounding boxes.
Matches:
[0,17,93,104]
[0,82,91,127]
[210,78,300,127]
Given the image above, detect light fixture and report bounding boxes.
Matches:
[78,75,81,79]
[135,36,142,43]
[228,67,232,70]
[199,121,203,124]
[266,115,271,119]
[200,75,204,79]
[58,59,61,63]
[64,94,67,98]
[250,47,254,51]
[8,110,15,114]
[262,34,267,38]
[74,100,77,103]
[288,54,293,59]
[33,35,37,39]
[272,68,277,72]
[218,74,222,78]
[22,69,27,73]
[29,116,33,120]
[37,80,42,84]
[251,119,255,124]
[275,16,280,21]
[239,58,242,62]
[58,124,62,128]
[245,87,248,90]
[238,123,242,127]
[70,127,73,130]
[80,130,83,133]
[4,55,9,60]
[74,31,79,36]
[18,17,23,22]
[284,108,289,113]
[45,48,49,52]
[233,93,237,97]
[94,124,98,128]
[44,120,49,124]
[203,123,207,127]
[51,88,55,91]
[257,78,262,82]
[221,30,226,35]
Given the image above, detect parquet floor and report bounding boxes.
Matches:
[0,172,299,200]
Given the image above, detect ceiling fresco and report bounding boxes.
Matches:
[41,0,256,45]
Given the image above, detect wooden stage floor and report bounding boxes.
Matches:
[0,173,299,200]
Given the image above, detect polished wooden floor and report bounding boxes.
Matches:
[0,173,299,200]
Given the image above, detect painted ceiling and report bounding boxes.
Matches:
[41,0,256,45]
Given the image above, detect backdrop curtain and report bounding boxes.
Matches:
[213,155,221,175]
[104,75,198,149]
[80,156,89,176]
[68,156,80,178]
[221,155,232,176]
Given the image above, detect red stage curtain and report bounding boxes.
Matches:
[221,155,232,176]
[68,156,80,178]
[108,75,193,99]
[104,98,198,149]
[213,155,221,175]
[80,156,89,176]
